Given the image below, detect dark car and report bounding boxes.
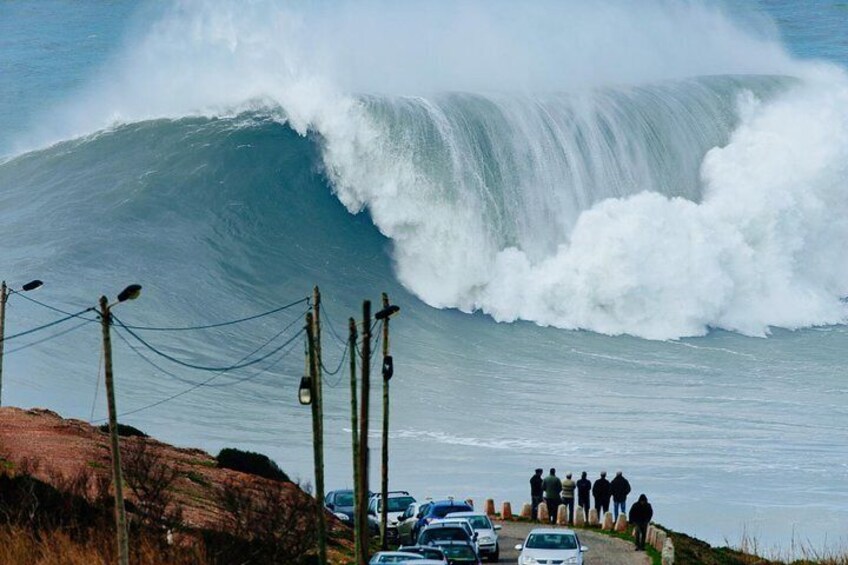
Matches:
[397,545,448,563]
[326,489,373,526]
[417,522,476,548]
[414,500,474,539]
[431,541,481,565]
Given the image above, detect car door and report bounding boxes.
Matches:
[396,504,415,544]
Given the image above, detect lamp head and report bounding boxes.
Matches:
[117,284,142,302]
[298,376,313,405]
[375,304,400,320]
[21,280,43,292]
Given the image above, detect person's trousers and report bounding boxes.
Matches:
[544,497,560,523]
[531,496,543,520]
[614,500,626,520]
[562,497,574,523]
[594,499,609,517]
[635,522,648,549]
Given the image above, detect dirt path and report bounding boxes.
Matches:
[494,520,651,565]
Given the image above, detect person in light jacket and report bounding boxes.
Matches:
[560,473,576,524]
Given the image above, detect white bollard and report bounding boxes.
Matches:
[614,513,628,532]
[602,511,614,531]
[537,502,549,523]
[662,538,675,565]
[520,503,532,519]
[655,530,667,552]
[574,507,585,527]
[556,505,569,526]
[588,508,599,527]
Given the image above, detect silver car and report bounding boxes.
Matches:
[445,511,502,562]
[368,551,424,564]
[514,528,588,565]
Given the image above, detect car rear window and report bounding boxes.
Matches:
[420,528,470,543]
[433,504,472,518]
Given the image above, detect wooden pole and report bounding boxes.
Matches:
[306,311,327,565]
[348,317,361,563]
[358,300,372,563]
[0,281,7,407]
[379,292,391,549]
[99,296,129,565]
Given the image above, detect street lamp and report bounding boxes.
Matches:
[99,283,141,565]
[375,295,400,550]
[0,279,45,407]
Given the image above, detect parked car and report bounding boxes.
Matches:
[430,540,482,565]
[514,528,588,565]
[368,491,417,541]
[417,522,478,551]
[414,499,474,539]
[429,518,478,554]
[369,551,425,564]
[397,501,432,544]
[445,512,501,562]
[397,545,448,563]
[325,489,357,525]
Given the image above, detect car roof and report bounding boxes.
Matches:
[444,512,487,518]
[398,545,445,554]
[423,522,468,529]
[431,540,474,547]
[374,551,423,556]
[527,528,577,535]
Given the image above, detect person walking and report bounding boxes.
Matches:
[610,470,632,521]
[576,471,591,521]
[560,473,576,523]
[530,468,544,520]
[628,494,653,551]
[542,468,562,524]
[592,471,611,517]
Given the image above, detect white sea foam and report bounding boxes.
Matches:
[26,0,848,339]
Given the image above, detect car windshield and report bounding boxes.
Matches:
[421,528,470,543]
[433,505,472,518]
[462,516,491,529]
[335,493,354,506]
[381,496,415,512]
[441,545,476,559]
[525,533,578,550]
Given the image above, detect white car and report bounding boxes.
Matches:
[514,528,588,565]
[368,551,424,564]
[369,491,417,541]
[445,511,502,562]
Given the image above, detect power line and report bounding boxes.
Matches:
[112,313,306,372]
[5,319,91,355]
[1,307,96,343]
[112,310,306,388]
[318,299,350,350]
[10,290,98,321]
[95,329,305,422]
[118,297,309,332]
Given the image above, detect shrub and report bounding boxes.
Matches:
[98,423,148,438]
[215,449,290,483]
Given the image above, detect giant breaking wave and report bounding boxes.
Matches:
[14,0,848,339]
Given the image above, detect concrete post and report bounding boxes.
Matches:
[662,538,675,565]
[537,502,549,523]
[556,505,568,526]
[520,503,532,519]
[655,530,667,552]
[574,507,585,527]
[614,513,628,532]
[602,511,614,531]
[587,508,599,526]
[484,499,496,516]
[501,501,513,520]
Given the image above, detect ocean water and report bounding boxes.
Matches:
[1,0,847,553]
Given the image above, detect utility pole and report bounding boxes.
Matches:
[358,300,372,564]
[305,311,327,565]
[379,292,390,549]
[349,317,362,564]
[0,281,8,407]
[99,295,130,565]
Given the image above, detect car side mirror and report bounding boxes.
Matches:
[493,525,502,531]
[514,544,523,551]
[580,545,589,552]
[473,532,479,540]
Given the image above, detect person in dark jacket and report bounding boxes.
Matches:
[628,494,654,550]
[610,470,632,521]
[592,471,611,517]
[542,468,562,524]
[530,468,544,520]
[576,471,592,520]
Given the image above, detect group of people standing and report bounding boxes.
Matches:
[530,468,655,550]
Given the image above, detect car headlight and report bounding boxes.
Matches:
[478,536,494,544]
[519,557,538,565]
[565,557,579,564]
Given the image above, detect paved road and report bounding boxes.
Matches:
[494,521,650,565]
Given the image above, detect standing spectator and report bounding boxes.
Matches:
[530,468,544,519]
[542,468,562,524]
[560,473,576,523]
[629,494,654,551]
[592,471,611,517]
[576,471,592,520]
[610,470,632,520]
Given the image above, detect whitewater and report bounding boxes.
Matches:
[2,0,848,553]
